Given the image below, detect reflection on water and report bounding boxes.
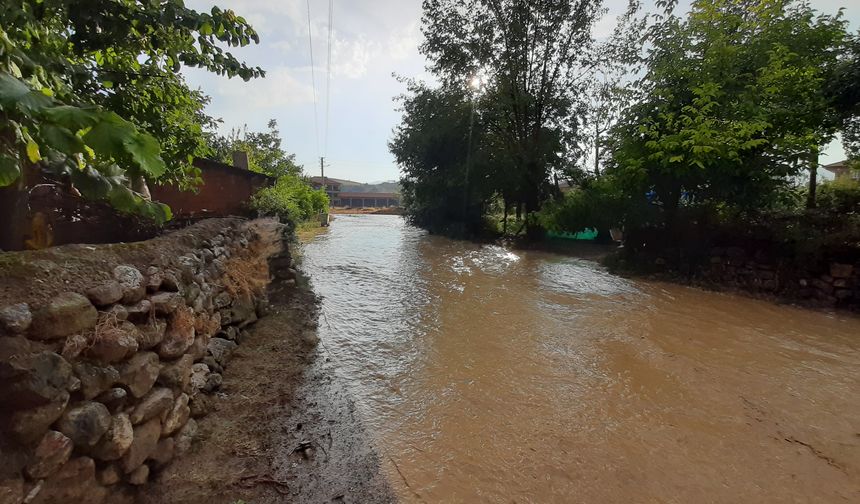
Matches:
[300,214,860,503]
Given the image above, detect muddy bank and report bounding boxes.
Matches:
[139,281,395,504]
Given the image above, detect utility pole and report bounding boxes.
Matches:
[319,156,331,226]
[320,156,328,202]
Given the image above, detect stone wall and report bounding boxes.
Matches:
[703,247,859,309]
[0,218,292,503]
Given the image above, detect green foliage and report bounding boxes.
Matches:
[209,120,302,179]
[391,82,494,234]
[609,0,848,224]
[538,176,640,234]
[397,0,604,236]
[827,32,860,160]
[818,178,860,214]
[250,175,329,225]
[0,0,263,222]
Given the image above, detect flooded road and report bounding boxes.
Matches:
[300,214,860,503]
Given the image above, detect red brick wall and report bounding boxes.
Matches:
[151,159,275,219]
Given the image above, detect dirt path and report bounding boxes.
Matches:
[137,282,395,504]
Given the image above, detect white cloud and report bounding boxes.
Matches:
[216,66,315,108]
[332,35,374,78]
[386,21,421,61]
[271,39,294,54]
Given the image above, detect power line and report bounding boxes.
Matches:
[306,0,320,158]
[324,0,334,156]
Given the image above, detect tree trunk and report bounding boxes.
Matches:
[594,121,601,177]
[503,200,508,235]
[806,149,819,209]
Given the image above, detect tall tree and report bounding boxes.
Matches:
[420,0,604,235]
[609,0,847,223]
[391,81,496,234]
[828,31,860,164]
[209,120,303,179]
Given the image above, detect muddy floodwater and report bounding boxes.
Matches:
[300,214,860,503]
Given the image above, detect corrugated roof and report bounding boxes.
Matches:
[334,192,399,199]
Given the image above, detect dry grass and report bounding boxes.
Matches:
[221,220,283,303]
[170,305,195,336]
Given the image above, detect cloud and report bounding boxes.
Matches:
[271,39,294,54]
[332,35,374,79]
[386,21,422,61]
[216,66,315,108]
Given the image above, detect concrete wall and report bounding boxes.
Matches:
[0,218,292,503]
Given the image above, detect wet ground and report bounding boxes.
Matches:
[300,214,860,503]
[139,285,395,504]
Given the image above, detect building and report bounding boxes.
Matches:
[335,192,400,208]
[308,176,400,207]
[823,160,860,181]
[308,176,343,201]
[150,156,275,219]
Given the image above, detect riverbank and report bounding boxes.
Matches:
[0,218,394,503]
[603,245,860,313]
[138,280,395,503]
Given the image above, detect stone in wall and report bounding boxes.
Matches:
[29,293,97,340]
[0,218,289,502]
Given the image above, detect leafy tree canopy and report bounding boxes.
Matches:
[209,119,303,179]
[0,0,263,222]
[609,0,848,219]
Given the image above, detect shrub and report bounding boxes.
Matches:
[818,178,860,214]
[250,175,329,226]
[538,177,635,234]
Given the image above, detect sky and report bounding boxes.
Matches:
[184,0,860,183]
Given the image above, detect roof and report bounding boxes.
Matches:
[334,192,400,199]
[309,176,356,185]
[192,158,276,185]
[823,160,850,172]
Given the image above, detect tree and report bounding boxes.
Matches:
[827,31,860,163]
[0,0,263,222]
[420,0,604,236]
[209,120,303,179]
[390,81,496,234]
[609,0,848,225]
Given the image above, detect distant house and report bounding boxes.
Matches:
[308,176,400,207]
[336,192,400,208]
[823,160,859,182]
[308,176,343,201]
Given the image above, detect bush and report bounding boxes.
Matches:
[250,175,329,226]
[818,178,860,214]
[538,177,635,234]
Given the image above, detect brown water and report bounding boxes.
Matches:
[300,214,860,503]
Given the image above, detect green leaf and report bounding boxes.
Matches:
[82,112,166,177]
[26,138,41,162]
[0,72,32,104]
[42,105,100,130]
[40,124,85,153]
[122,132,167,177]
[200,21,213,35]
[0,153,21,186]
[0,72,52,114]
